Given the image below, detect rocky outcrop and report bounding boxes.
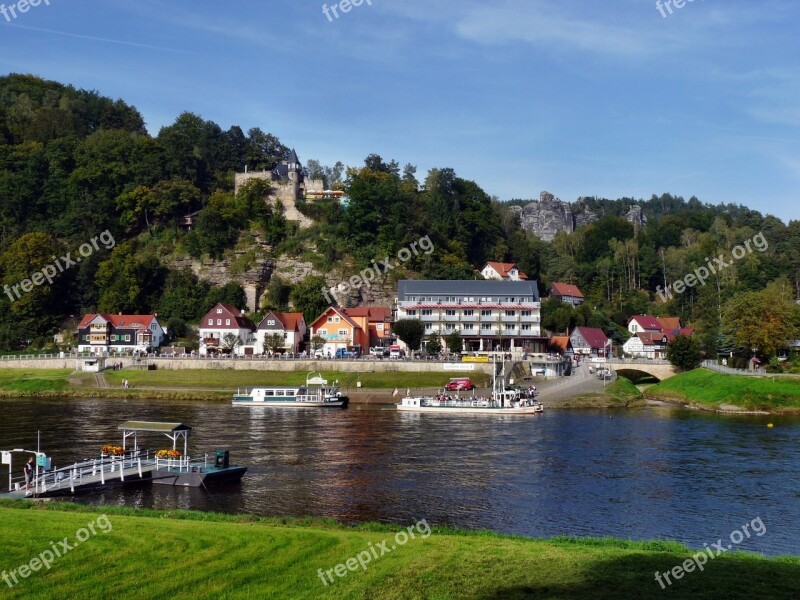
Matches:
[512,192,600,241]
[625,205,647,228]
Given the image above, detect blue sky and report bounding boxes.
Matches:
[2,0,798,221]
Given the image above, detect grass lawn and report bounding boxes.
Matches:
[0,369,71,393]
[647,368,800,412]
[0,502,798,599]
[103,369,491,391]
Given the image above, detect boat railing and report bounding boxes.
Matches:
[22,451,157,495]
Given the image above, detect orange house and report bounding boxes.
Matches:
[309,306,392,355]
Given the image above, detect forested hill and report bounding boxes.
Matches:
[0,74,798,360]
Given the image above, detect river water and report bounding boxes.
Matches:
[1,397,798,556]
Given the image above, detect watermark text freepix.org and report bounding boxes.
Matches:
[318,519,431,586]
[657,232,767,303]
[322,235,433,305]
[2,514,112,589]
[654,516,766,589]
[1,0,50,23]
[656,0,699,19]
[3,230,115,303]
[322,0,372,22]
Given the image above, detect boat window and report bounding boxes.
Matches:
[265,391,274,396]
[287,390,295,396]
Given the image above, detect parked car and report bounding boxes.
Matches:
[370,347,389,357]
[335,348,360,359]
[445,377,474,391]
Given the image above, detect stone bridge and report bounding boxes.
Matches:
[604,359,679,382]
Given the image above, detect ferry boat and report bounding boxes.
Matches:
[232,374,349,408]
[396,355,543,415]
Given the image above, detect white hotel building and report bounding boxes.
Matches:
[395,280,545,353]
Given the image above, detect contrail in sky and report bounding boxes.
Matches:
[7,23,195,54]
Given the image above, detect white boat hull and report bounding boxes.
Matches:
[232,399,347,408]
[396,404,543,415]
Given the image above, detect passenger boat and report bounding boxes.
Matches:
[232,373,349,408]
[396,355,544,415]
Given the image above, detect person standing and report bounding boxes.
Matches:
[23,457,34,491]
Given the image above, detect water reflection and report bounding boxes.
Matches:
[0,398,798,556]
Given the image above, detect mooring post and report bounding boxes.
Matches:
[92,459,96,476]
[138,458,142,478]
[100,463,105,485]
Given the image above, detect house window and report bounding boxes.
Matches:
[327,317,333,323]
[446,324,455,331]
[481,310,492,317]
[425,323,433,330]
[339,330,348,337]
[208,319,213,326]
[225,319,230,326]
[445,310,456,316]
[407,310,417,316]
[377,323,383,330]
[126,335,131,341]
[267,320,275,326]
[522,324,531,331]
[216,309,222,314]
[522,310,532,317]
[334,317,340,323]
[463,324,474,331]
[506,310,516,317]
[422,309,432,316]
[463,310,474,316]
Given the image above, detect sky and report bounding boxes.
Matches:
[1,0,798,222]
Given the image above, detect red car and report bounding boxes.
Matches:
[445,377,474,391]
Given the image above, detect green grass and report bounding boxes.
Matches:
[103,369,491,391]
[0,502,797,599]
[0,369,71,393]
[648,368,800,412]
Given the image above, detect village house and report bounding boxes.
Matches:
[255,312,307,354]
[549,335,573,356]
[569,326,610,357]
[198,303,256,356]
[77,314,165,354]
[309,306,392,356]
[550,282,585,307]
[623,315,693,359]
[480,262,528,281]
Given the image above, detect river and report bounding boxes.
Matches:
[1,397,798,556]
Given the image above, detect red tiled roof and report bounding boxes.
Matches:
[636,332,668,346]
[628,315,665,331]
[573,327,609,349]
[342,306,392,322]
[309,306,362,331]
[484,262,528,280]
[551,282,584,298]
[658,317,681,330]
[405,304,539,310]
[259,312,305,332]
[78,314,158,330]
[201,304,256,330]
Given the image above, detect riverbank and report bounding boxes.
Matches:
[0,501,797,599]
[647,368,800,414]
[0,368,490,403]
[546,377,647,409]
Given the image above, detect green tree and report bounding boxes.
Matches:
[446,331,463,354]
[289,275,328,326]
[263,333,286,354]
[722,279,800,358]
[666,334,703,370]
[426,335,442,356]
[394,319,425,351]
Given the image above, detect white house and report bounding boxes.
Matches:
[622,332,670,359]
[77,314,165,354]
[256,312,307,354]
[480,262,528,281]
[198,303,257,356]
